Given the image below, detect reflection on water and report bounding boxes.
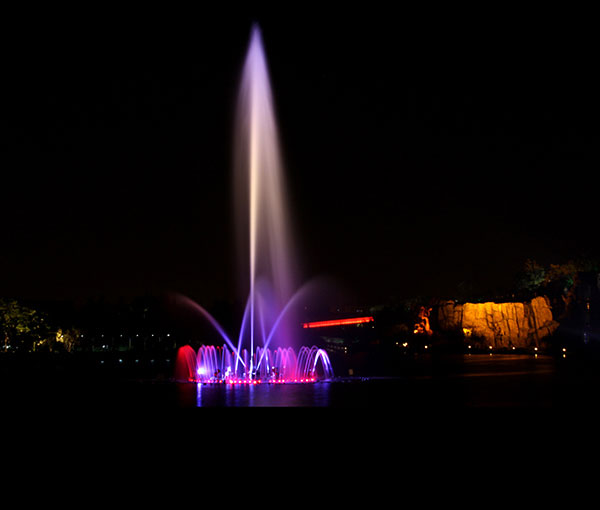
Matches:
[170,353,600,408]
[194,382,331,407]
[9,353,596,408]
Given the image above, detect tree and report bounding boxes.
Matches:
[0,298,51,351]
[35,327,82,353]
[516,259,546,295]
[515,256,600,318]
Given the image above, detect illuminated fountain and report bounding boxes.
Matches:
[174,25,334,384]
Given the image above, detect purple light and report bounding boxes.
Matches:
[172,25,335,389]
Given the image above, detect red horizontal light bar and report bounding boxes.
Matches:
[302,316,374,329]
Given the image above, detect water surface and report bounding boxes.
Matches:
[3,353,599,409]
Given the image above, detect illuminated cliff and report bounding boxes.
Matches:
[437,296,559,348]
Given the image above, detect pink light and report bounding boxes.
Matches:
[302,316,374,329]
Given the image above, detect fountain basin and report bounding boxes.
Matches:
[175,343,333,384]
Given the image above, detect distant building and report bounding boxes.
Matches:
[300,314,377,355]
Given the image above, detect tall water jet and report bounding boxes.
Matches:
[174,24,333,384]
[234,24,298,361]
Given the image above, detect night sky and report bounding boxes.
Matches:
[1,7,598,307]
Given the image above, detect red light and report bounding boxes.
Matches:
[302,316,374,329]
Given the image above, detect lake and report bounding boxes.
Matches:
[3,352,598,409]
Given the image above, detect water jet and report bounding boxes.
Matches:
[174,25,334,384]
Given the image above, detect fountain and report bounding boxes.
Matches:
[174,25,334,384]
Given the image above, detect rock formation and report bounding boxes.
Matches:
[414,306,433,336]
[437,296,559,348]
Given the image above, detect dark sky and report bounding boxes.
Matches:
[1,6,598,306]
